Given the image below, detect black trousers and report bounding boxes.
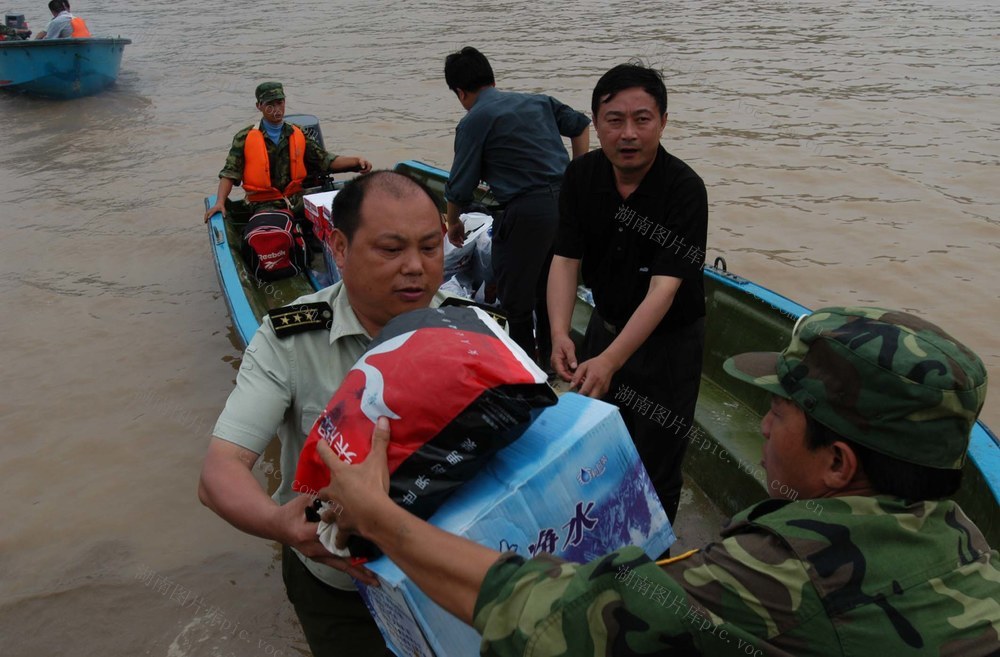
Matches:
[281,546,393,656]
[581,313,705,523]
[491,186,560,365]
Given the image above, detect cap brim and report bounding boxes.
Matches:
[722,352,790,398]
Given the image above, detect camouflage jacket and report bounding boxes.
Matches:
[474,496,999,656]
[219,121,336,212]
[0,24,27,39]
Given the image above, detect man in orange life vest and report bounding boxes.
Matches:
[34,0,89,39]
[203,82,372,223]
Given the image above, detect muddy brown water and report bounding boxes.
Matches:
[2,1,997,655]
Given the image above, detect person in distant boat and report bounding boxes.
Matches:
[443,46,590,367]
[313,306,998,657]
[203,81,372,223]
[60,0,88,37]
[547,62,708,526]
[199,170,447,657]
[34,0,88,39]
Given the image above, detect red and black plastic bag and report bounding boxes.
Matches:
[294,306,557,557]
[240,210,308,282]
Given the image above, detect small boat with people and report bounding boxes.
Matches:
[205,116,1000,547]
[0,13,130,98]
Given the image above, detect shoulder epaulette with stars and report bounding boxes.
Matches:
[268,302,334,339]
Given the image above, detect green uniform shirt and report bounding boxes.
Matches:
[213,283,446,589]
[474,496,1000,656]
[219,120,337,213]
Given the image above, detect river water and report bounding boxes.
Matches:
[1,1,997,655]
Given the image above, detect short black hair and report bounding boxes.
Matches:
[591,60,668,117]
[331,170,440,243]
[805,416,962,500]
[444,46,495,93]
[48,0,65,12]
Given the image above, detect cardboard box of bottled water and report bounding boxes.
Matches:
[357,392,675,657]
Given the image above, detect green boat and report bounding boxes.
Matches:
[206,154,1000,547]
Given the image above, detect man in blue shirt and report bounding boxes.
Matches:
[443,47,590,365]
[35,0,71,39]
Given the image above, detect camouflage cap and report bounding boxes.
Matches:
[723,306,987,469]
[255,81,285,104]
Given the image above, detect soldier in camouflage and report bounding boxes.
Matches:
[203,81,372,223]
[316,306,999,656]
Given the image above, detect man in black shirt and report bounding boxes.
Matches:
[548,62,708,523]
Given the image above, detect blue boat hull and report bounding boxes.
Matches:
[0,37,131,98]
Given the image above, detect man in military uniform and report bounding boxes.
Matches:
[315,306,998,656]
[203,82,372,223]
[198,171,445,656]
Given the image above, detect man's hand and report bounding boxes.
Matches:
[331,156,373,174]
[274,493,379,585]
[550,334,578,381]
[204,200,226,223]
[197,436,380,585]
[354,157,373,174]
[570,353,621,399]
[315,417,502,621]
[317,417,393,550]
[206,178,235,223]
[446,220,465,248]
[272,493,329,555]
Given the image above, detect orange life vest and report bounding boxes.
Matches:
[70,16,91,37]
[242,125,307,204]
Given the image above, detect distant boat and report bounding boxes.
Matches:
[0,37,131,98]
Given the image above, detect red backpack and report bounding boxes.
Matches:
[240,211,309,281]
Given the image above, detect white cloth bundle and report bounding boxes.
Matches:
[315,501,352,557]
